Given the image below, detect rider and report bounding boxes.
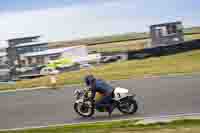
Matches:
[84,75,115,117]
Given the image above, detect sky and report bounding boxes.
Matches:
[0,0,200,45]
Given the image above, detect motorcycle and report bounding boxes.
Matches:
[73,87,138,117]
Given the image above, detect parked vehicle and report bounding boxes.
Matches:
[100,55,121,63]
[79,63,93,69]
[40,67,60,75]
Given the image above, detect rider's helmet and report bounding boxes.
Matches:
[84,75,95,86]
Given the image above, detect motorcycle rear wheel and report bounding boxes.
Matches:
[118,99,138,114]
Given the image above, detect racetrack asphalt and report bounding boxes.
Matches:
[0,74,200,130]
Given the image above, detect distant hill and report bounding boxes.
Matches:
[48,32,149,48]
[49,26,200,48]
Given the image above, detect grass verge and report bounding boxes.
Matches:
[1,119,200,133]
[1,49,200,91]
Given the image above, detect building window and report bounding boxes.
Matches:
[19,60,26,66]
[167,24,177,34]
[28,57,33,65]
[36,56,45,64]
[155,26,169,37]
[31,38,38,42]
[17,48,25,54]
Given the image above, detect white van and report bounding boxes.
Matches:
[40,67,60,75]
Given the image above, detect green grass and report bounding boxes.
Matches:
[1,119,200,133]
[183,26,200,34]
[1,49,200,91]
[184,34,200,41]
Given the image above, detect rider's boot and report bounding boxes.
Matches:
[107,102,117,117]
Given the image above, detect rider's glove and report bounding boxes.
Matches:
[87,97,95,103]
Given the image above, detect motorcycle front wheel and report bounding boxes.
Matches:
[118,99,138,114]
[74,102,95,117]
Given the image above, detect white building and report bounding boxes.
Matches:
[20,45,88,66]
